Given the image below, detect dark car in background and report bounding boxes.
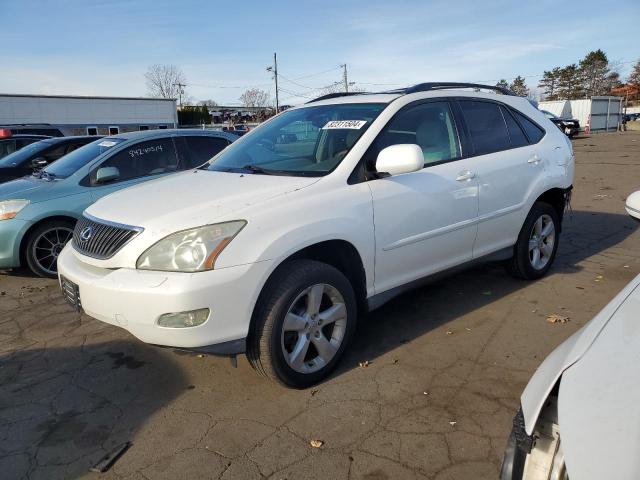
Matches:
[222,124,251,136]
[539,110,580,138]
[0,136,102,184]
[0,133,51,160]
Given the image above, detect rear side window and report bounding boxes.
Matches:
[459,100,510,155]
[500,107,528,148]
[513,111,545,144]
[182,136,230,168]
[96,138,178,183]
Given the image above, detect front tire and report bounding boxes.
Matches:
[247,260,357,388]
[24,220,75,278]
[507,202,560,280]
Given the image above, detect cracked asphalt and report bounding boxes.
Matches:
[1,132,639,480]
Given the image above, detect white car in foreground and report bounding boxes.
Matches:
[626,190,640,221]
[501,273,640,479]
[58,82,574,387]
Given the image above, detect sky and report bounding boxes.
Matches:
[1,0,638,105]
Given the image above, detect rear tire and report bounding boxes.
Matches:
[506,202,560,280]
[247,260,357,388]
[24,220,75,278]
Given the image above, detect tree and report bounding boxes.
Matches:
[579,49,615,97]
[495,79,509,90]
[509,76,529,97]
[556,64,583,99]
[145,64,187,100]
[538,68,561,100]
[239,88,271,108]
[318,82,366,96]
[628,59,640,88]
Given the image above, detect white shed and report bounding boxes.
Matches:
[0,94,178,136]
[539,96,623,133]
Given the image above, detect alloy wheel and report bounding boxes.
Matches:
[528,214,555,270]
[32,226,74,276]
[280,283,347,374]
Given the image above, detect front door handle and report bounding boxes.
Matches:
[528,154,541,164]
[456,170,476,182]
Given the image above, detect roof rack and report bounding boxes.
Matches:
[305,92,364,104]
[405,82,515,96]
[306,81,515,103]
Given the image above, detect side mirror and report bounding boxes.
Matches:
[375,144,424,176]
[95,166,120,184]
[30,157,48,168]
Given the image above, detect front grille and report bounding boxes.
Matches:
[73,215,142,259]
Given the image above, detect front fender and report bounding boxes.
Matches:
[521,274,640,434]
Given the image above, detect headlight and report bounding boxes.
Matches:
[136,221,246,272]
[0,199,30,220]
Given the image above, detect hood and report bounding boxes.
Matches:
[0,175,58,200]
[85,170,320,236]
[0,166,29,184]
[557,279,640,479]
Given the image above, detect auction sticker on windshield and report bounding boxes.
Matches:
[322,120,367,129]
[98,140,118,147]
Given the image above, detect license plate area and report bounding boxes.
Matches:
[60,275,82,312]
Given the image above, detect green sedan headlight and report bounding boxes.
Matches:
[0,199,30,220]
[136,221,246,272]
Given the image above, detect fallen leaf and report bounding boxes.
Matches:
[311,389,319,396]
[446,330,453,335]
[197,354,206,358]
[310,439,324,448]
[546,314,570,324]
[393,359,399,364]
[423,391,429,395]
[449,421,457,426]
[359,361,370,368]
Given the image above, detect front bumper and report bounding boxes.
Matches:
[0,217,29,269]
[57,245,274,351]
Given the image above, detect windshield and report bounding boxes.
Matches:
[0,140,51,167]
[43,138,124,178]
[207,103,385,176]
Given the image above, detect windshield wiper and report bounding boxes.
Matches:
[239,164,275,175]
[38,171,57,181]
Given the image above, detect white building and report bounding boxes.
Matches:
[0,94,178,136]
[539,96,623,133]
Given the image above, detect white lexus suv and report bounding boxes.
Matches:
[57,83,574,387]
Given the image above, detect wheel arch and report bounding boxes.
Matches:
[19,215,78,265]
[534,187,570,230]
[247,239,368,341]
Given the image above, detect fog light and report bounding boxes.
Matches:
[157,308,210,328]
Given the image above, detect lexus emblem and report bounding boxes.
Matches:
[80,226,94,242]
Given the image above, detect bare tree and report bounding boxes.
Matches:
[239,88,271,108]
[145,64,187,99]
[318,82,366,96]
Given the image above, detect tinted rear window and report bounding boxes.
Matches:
[459,100,511,155]
[501,107,529,148]
[514,111,545,143]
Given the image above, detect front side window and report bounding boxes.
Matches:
[0,140,49,167]
[95,137,178,183]
[371,101,461,167]
[181,136,230,168]
[207,103,385,176]
[459,100,511,155]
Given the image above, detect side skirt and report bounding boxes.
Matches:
[365,246,513,312]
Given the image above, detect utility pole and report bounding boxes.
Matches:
[173,82,186,109]
[267,53,279,113]
[341,64,349,93]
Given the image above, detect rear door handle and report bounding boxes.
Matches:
[527,154,541,164]
[456,170,476,182]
